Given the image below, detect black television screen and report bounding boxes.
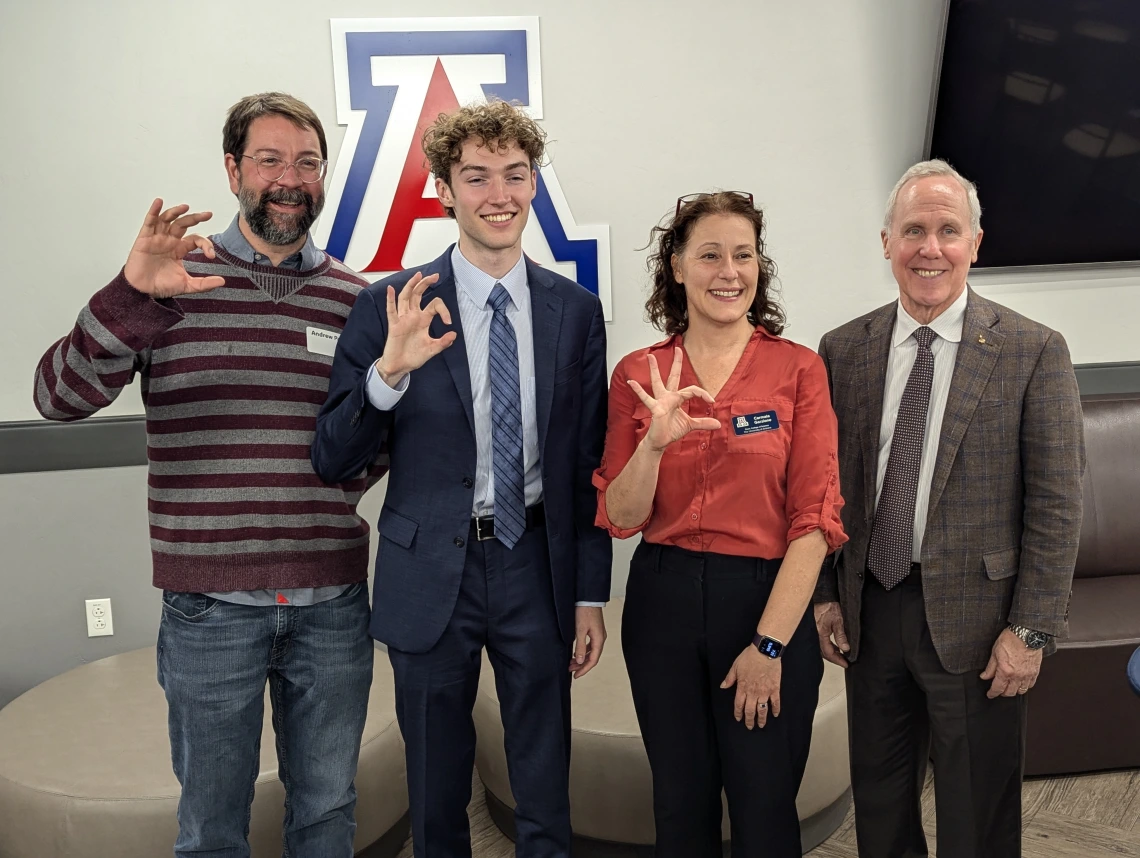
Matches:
[928,0,1140,268]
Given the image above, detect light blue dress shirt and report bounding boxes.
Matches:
[366,246,603,607]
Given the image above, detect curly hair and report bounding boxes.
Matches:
[223,92,327,160]
[644,192,784,336]
[422,100,547,219]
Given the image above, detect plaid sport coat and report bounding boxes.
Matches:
[814,288,1085,674]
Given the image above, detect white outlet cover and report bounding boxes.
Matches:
[85,598,114,637]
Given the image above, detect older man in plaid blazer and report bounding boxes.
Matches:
[814,160,1084,858]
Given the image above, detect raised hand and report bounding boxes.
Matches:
[628,348,720,452]
[123,199,225,298]
[374,272,457,385]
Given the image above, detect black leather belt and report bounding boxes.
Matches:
[471,503,546,542]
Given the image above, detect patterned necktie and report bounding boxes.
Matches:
[867,325,937,589]
[487,284,526,549]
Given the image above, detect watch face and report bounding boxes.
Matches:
[1013,625,1048,649]
[758,637,783,659]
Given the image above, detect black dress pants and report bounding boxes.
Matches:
[622,541,823,858]
[848,571,1027,858]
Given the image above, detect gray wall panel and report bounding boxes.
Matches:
[3,363,1136,475]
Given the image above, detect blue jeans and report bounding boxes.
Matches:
[156,582,373,858]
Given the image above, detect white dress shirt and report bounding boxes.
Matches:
[875,287,968,561]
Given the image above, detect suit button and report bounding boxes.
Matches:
[454,537,465,547]
[350,411,360,426]
[463,477,473,488]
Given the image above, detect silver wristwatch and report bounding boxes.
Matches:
[1008,623,1050,650]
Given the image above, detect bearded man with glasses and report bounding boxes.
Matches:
[33,92,382,857]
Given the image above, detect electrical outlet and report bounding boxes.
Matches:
[85,598,114,637]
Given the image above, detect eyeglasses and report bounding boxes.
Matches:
[241,154,328,184]
[676,190,754,218]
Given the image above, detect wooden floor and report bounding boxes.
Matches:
[395,767,1140,857]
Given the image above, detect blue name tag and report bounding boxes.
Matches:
[732,410,780,436]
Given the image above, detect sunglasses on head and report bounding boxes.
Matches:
[675,190,755,218]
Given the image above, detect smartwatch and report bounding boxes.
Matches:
[752,633,784,659]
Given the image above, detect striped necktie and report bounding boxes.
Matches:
[487,284,526,549]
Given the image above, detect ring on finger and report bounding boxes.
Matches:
[757,703,767,709]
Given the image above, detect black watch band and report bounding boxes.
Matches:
[752,633,784,659]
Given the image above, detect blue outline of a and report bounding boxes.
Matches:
[325,28,599,296]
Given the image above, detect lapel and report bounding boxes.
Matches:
[424,250,476,440]
[926,287,1003,518]
[525,258,564,452]
[858,303,896,515]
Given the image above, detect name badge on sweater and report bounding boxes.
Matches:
[306,326,340,357]
[733,410,779,435]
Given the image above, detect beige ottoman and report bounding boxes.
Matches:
[0,647,408,858]
[473,598,850,854]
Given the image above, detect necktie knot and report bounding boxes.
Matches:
[488,283,512,313]
[914,326,937,350]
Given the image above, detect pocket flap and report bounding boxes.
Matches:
[554,359,581,385]
[983,548,1019,580]
[378,506,419,549]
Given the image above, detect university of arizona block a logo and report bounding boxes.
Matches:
[314,17,612,319]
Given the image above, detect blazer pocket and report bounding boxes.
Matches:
[983,547,1019,580]
[554,359,581,386]
[378,506,419,549]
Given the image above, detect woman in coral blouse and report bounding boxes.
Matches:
[593,191,847,858]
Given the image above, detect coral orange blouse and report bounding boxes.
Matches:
[593,328,847,559]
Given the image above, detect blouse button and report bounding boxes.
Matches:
[690,535,699,543]
[690,513,698,520]
[699,442,707,450]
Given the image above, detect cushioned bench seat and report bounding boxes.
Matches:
[0,647,408,858]
[473,598,850,854]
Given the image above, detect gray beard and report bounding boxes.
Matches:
[237,186,324,247]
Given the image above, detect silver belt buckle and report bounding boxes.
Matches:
[474,516,495,542]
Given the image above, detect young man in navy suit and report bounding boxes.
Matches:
[312,100,612,857]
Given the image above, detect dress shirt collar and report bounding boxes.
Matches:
[892,285,968,347]
[215,214,322,271]
[450,244,529,309]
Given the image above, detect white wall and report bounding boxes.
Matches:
[4,0,1138,425]
[2,0,1137,703]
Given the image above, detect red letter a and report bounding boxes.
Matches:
[364,60,460,272]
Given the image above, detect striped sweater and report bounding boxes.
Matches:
[33,248,386,592]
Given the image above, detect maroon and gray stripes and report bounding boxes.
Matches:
[33,249,385,593]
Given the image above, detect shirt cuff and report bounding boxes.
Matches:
[575,601,607,607]
[365,363,409,410]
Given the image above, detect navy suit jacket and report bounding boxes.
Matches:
[312,247,612,653]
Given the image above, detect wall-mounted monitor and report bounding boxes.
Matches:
[928,0,1140,268]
